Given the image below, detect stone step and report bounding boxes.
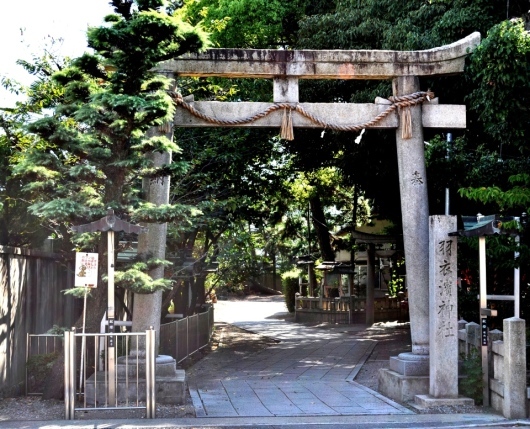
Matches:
[84,369,185,405]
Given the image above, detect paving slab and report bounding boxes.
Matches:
[188,299,414,417]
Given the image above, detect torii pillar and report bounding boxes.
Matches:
[159,33,481,400]
[393,75,430,355]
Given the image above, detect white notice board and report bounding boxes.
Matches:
[74,252,99,288]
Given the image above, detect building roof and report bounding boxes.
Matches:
[449,214,519,237]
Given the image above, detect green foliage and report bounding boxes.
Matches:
[10,1,209,237]
[468,19,530,152]
[26,351,60,394]
[114,268,173,294]
[282,270,300,313]
[63,287,93,298]
[212,229,263,289]
[297,0,502,51]
[46,325,67,336]
[180,0,308,48]
[459,173,530,213]
[387,257,406,298]
[459,349,483,405]
[132,203,202,223]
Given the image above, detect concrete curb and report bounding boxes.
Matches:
[0,413,511,429]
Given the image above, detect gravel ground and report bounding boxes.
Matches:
[0,296,486,421]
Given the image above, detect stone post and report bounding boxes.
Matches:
[393,76,430,356]
[414,215,473,408]
[466,321,481,353]
[428,215,458,398]
[502,317,526,419]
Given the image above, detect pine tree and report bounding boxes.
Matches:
[12,0,208,398]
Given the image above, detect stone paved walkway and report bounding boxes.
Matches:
[187,298,414,417]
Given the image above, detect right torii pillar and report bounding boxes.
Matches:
[376,76,435,403]
[394,75,430,356]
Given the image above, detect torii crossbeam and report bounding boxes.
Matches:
[158,33,481,362]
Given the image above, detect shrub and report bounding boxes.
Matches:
[459,349,483,404]
[282,273,299,313]
[26,351,60,394]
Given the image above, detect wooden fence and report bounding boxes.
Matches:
[0,245,81,396]
[295,296,407,324]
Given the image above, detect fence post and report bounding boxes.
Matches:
[145,328,156,418]
[174,320,179,362]
[465,322,480,356]
[502,317,526,419]
[25,334,29,397]
[64,328,76,420]
[208,304,213,342]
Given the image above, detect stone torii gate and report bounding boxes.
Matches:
[157,32,480,381]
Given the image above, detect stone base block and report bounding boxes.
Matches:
[378,368,429,403]
[414,394,474,408]
[154,372,186,404]
[117,354,178,378]
[389,352,429,376]
[85,369,186,405]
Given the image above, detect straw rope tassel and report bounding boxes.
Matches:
[280,108,294,140]
[401,106,412,140]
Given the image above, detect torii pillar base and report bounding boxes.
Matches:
[414,394,474,409]
[378,352,430,403]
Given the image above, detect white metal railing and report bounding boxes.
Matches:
[64,328,155,420]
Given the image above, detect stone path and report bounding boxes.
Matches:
[187,298,414,417]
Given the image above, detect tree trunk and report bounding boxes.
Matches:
[132,129,172,354]
[194,274,207,307]
[309,195,335,261]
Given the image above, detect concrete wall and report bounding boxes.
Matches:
[0,246,82,396]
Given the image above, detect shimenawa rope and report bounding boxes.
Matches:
[169,90,434,141]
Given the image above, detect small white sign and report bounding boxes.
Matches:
[75,252,99,288]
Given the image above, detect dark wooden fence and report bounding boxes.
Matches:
[0,245,81,396]
[159,306,214,363]
[295,296,407,324]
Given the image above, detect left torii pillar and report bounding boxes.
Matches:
[72,209,145,406]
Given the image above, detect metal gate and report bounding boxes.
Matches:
[64,328,155,419]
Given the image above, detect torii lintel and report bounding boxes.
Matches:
[159,33,480,132]
[157,32,480,80]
